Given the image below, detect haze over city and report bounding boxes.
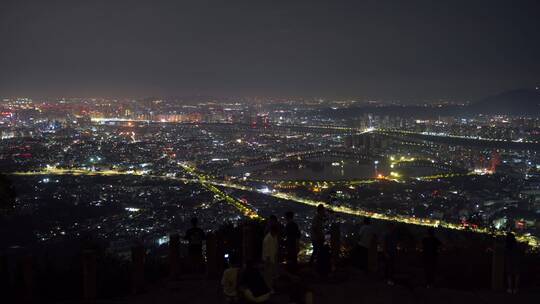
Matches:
[1,0,539,100]
[1,1,540,303]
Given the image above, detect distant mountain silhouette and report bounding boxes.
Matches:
[469,88,540,115]
[316,89,540,118]
[317,104,467,119]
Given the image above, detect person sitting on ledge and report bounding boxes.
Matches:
[222,253,241,303]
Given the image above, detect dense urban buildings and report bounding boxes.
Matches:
[2,1,540,302]
[2,95,540,252]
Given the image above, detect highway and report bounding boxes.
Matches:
[177,162,260,219]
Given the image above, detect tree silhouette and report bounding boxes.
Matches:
[0,174,16,214]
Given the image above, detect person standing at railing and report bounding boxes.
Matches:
[185,217,206,273]
[357,217,376,270]
[284,211,301,273]
[504,232,521,294]
[310,204,326,266]
[382,222,398,285]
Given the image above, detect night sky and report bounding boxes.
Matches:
[1,0,539,101]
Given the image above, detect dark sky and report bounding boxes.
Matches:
[1,0,539,101]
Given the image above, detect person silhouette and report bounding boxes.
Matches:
[421,228,441,288]
[382,222,398,285]
[358,217,375,270]
[310,204,326,265]
[222,253,241,303]
[262,222,279,291]
[504,232,521,294]
[284,211,301,272]
[184,217,205,272]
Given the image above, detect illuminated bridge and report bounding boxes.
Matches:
[392,159,466,173]
[90,119,372,135]
[213,149,381,174]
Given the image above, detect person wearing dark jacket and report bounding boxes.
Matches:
[185,217,205,272]
[505,232,521,294]
[284,211,301,272]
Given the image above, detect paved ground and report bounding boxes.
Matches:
[105,268,539,304]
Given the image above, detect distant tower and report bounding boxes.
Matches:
[373,160,379,177]
[490,151,501,173]
[255,114,269,128]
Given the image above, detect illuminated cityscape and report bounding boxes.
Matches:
[2,96,540,248]
[1,0,540,303]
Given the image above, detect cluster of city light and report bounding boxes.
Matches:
[10,165,539,248]
[12,166,146,177]
[90,117,150,123]
[240,183,539,248]
[187,177,540,248]
[12,165,260,219]
[201,182,260,220]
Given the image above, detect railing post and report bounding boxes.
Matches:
[131,245,145,294]
[242,224,254,266]
[206,232,218,278]
[82,250,97,302]
[22,255,33,302]
[491,240,505,291]
[0,254,9,296]
[368,237,378,273]
[169,233,180,280]
[330,223,341,267]
[216,231,225,276]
